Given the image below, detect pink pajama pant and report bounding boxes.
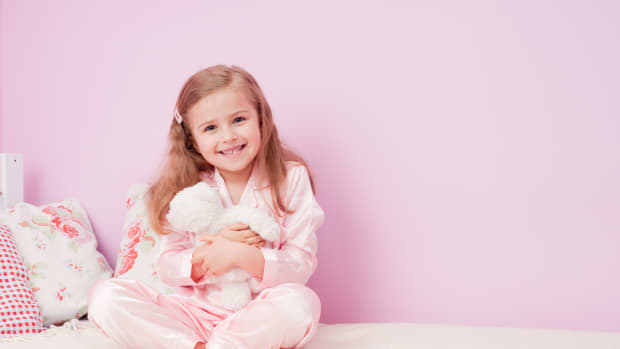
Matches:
[87,278,321,349]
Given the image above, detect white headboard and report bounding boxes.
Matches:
[0,153,24,211]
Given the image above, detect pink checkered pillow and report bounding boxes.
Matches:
[0,224,45,337]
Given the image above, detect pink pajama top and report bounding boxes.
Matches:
[156,161,325,314]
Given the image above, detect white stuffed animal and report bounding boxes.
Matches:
[166,182,280,310]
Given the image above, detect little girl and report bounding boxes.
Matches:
[87,65,325,349]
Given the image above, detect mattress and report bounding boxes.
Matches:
[1,319,619,348]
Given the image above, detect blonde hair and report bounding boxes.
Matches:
[147,65,315,235]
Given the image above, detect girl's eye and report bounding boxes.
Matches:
[233,116,246,123]
[204,125,216,132]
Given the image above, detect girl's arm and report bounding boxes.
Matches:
[157,229,212,287]
[159,225,265,286]
[191,236,250,280]
[249,164,325,292]
[235,244,265,280]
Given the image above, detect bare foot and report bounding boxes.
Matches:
[194,342,205,349]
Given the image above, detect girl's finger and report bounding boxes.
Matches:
[228,224,249,231]
[221,230,242,241]
[238,230,253,238]
[250,231,261,238]
[246,236,262,244]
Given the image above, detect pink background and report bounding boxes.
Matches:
[1,0,619,332]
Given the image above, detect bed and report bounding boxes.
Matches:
[1,319,619,348]
[1,184,618,348]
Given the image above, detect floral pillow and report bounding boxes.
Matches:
[114,184,175,295]
[0,200,113,326]
[0,224,46,337]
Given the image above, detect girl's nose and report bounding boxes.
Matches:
[220,126,237,143]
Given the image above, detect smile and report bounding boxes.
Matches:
[218,144,246,156]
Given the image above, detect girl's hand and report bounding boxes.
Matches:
[191,236,242,278]
[201,223,266,248]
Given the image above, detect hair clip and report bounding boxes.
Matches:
[174,108,183,124]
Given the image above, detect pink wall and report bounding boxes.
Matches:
[1,0,619,332]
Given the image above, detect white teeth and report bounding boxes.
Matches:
[219,145,244,156]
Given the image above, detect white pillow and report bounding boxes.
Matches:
[0,200,112,326]
[114,184,175,295]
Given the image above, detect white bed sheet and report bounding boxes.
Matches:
[1,319,618,348]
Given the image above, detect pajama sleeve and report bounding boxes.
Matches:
[157,228,211,287]
[254,165,325,292]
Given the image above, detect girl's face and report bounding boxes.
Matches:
[187,87,262,180]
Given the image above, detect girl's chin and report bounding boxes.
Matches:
[217,162,253,175]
